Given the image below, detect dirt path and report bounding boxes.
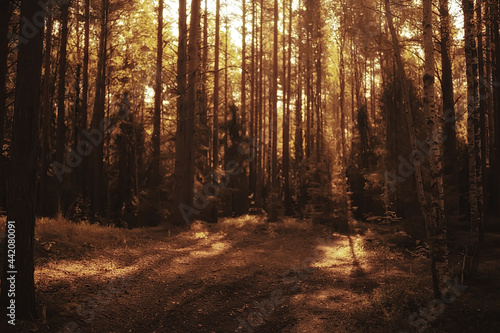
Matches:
[27,217,405,333]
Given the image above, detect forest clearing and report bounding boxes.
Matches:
[1,216,500,332]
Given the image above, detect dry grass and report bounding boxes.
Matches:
[36,215,151,250]
[216,214,317,235]
[0,214,152,264]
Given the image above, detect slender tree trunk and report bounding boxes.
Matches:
[0,0,44,320]
[256,0,264,207]
[213,0,220,169]
[241,0,246,135]
[316,40,322,164]
[463,0,482,276]
[269,0,279,221]
[283,0,292,215]
[185,0,200,205]
[73,0,81,152]
[224,16,229,159]
[152,0,163,186]
[201,0,209,162]
[90,0,109,216]
[249,0,256,198]
[81,0,90,198]
[172,0,188,225]
[39,2,54,216]
[477,0,487,223]
[423,0,450,295]
[172,0,199,225]
[295,13,305,214]
[494,0,500,212]
[339,5,348,219]
[305,24,311,160]
[56,2,70,205]
[439,0,459,218]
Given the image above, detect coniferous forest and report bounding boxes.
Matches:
[1,0,500,331]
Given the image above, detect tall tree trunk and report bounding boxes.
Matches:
[81,0,90,198]
[295,16,305,215]
[210,0,220,222]
[439,0,459,218]
[185,0,200,209]
[90,0,109,216]
[494,0,500,212]
[73,0,81,152]
[249,0,256,199]
[384,0,449,297]
[0,0,45,320]
[172,0,199,225]
[224,16,229,159]
[423,0,450,296]
[477,0,487,223]
[39,1,54,216]
[173,0,188,225]
[269,0,279,221]
[463,0,482,277]
[152,0,163,186]
[283,0,292,215]
[241,0,246,135]
[213,0,220,169]
[316,40,322,164]
[201,0,209,165]
[305,24,311,160]
[339,3,348,219]
[56,1,70,208]
[255,0,264,207]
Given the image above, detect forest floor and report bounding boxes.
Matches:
[1,215,500,333]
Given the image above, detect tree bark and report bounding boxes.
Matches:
[269,0,279,221]
[477,0,487,223]
[81,0,90,198]
[463,0,482,277]
[0,0,45,320]
[439,0,459,217]
[186,0,200,203]
[39,1,54,216]
[283,0,292,215]
[90,0,109,216]
[172,0,199,225]
[423,0,450,296]
[339,2,348,219]
[152,0,163,186]
[494,0,500,212]
[249,0,256,199]
[213,0,220,170]
[56,1,70,196]
[241,0,246,135]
